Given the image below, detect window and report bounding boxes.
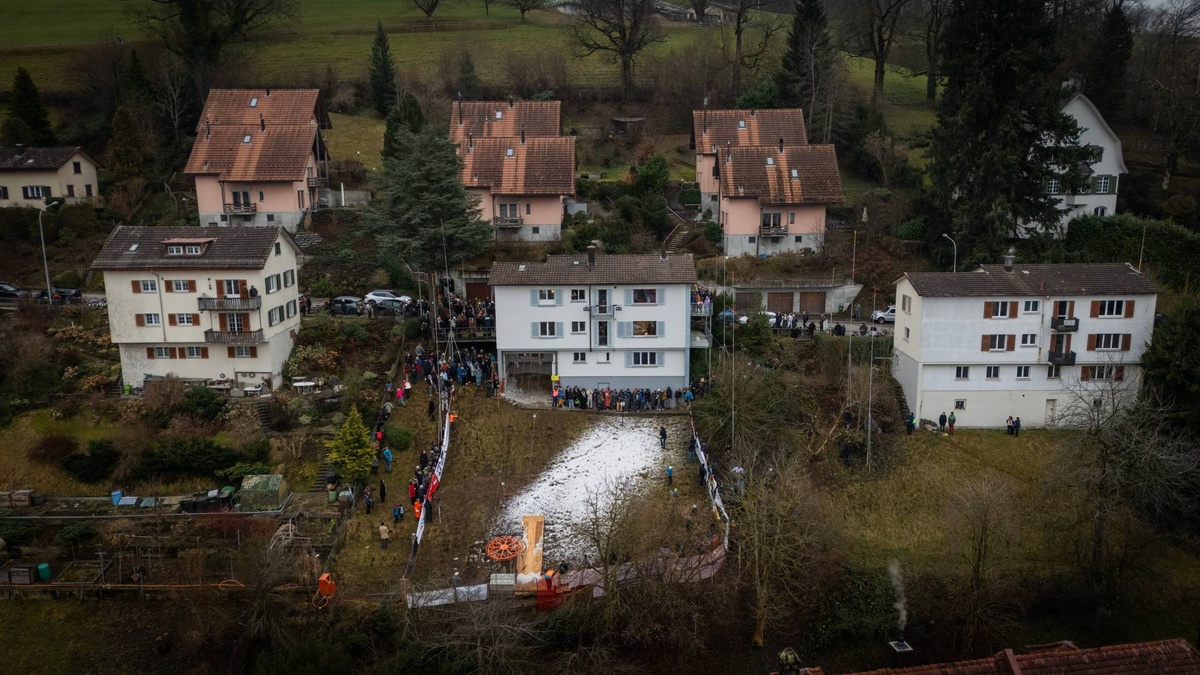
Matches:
[268,307,283,326]
[633,351,657,366]
[790,168,799,178]
[1046,179,1060,194]
[235,346,253,358]
[274,242,282,256]
[0,186,7,199]
[1094,206,1107,216]
[903,327,910,341]
[186,346,204,359]
[265,276,276,294]
[227,313,244,332]
[1047,365,1062,379]
[532,226,540,235]
[267,214,275,222]
[573,352,586,363]
[766,156,774,165]
[167,245,184,255]
[761,212,782,229]
[748,236,756,243]
[538,289,556,304]
[286,300,297,318]
[242,135,252,144]
[988,334,1009,350]
[988,301,1010,318]
[505,148,514,157]
[901,295,912,313]
[1021,333,1037,347]
[526,203,531,215]
[632,289,657,304]
[176,314,194,326]
[1097,300,1124,317]
[67,184,75,198]
[140,280,157,293]
[986,366,1000,379]
[144,313,161,326]
[738,120,746,128]
[1023,300,1039,313]
[185,244,201,255]
[955,366,970,380]
[1016,365,1031,379]
[250,97,258,107]
[1095,175,1110,194]
[85,184,92,197]
[222,279,240,296]
[155,347,171,359]
[258,191,265,202]
[539,322,556,337]
[955,399,966,410]
[571,321,586,333]
[571,289,586,302]
[72,161,81,174]
[1086,365,1117,381]
[21,186,47,200]
[795,236,803,243]
[633,321,659,336]
[283,270,295,288]
[1095,333,1123,350]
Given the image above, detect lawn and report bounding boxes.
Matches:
[326,112,386,173]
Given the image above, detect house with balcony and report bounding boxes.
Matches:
[692,108,808,208]
[716,143,842,257]
[448,99,561,143]
[0,145,101,207]
[91,226,303,390]
[184,88,332,231]
[890,259,1158,428]
[490,249,699,391]
[1041,93,1127,232]
[458,135,575,242]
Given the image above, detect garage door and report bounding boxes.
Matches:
[767,292,793,314]
[735,292,760,312]
[465,282,489,302]
[799,292,826,314]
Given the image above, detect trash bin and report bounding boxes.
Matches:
[111,490,123,506]
[124,384,132,396]
[327,488,337,504]
[37,563,50,582]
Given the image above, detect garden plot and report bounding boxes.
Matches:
[495,415,689,564]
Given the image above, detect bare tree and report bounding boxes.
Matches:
[414,0,442,19]
[843,0,913,104]
[424,600,539,674]
[508,0,548,20]
[568,0,667,99]
[153,58,193,140]
[900,0,950,101]
[722,0,785,97]
[863,130,906,187]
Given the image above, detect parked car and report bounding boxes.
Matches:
[329,296,362,316]
[0,282,30,299]
[372,299,408,316]
[871,305,896,323]
[365,290,402,305]
[717,309,736,325]
[738,311,778,327]
[35,287,83,304]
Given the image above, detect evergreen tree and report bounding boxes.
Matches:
[774,0,837,143]
[369,22,398,115]
[927,0,1091,262]
[10,67,56,146]
[458,51,480,99]
[123,49,154,105]
[326,405,374,482]
[371,127,492,271]
[381,111,415,164]
[107,105,156,183]
[1082,1,1133,121]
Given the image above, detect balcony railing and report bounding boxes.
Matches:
[307,175,328,188]
[589,304,614,317]
[204,329,264,345]
[1051,316,1079,332]
[198,296,261,311]
[1048,350,1076,366]
[691,303,712,316]
[495,216,523,228]
[760,224,788,237]
[223,203,257,215]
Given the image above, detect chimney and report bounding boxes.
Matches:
[508,97,514,109]
[779,137,784,153]
[467,133,474,152]
[521,126,526,145]
[1003,247,1015,273]
[725,141,732,164]
[457,92,463,126]
[587,244,596,267]
[265,86,271,97]
[205,120,211,141]
[703,95,709,133]
[750,109,756,117]
[259,114,265,132]
[660,239,668,260]
[15,143,25,155]
[888,635,915,668]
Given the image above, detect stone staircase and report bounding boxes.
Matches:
[308,453,332,493]
[254,399,271,431]
[664,207,698,254]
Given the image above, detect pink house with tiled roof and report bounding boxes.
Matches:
[184,89,332,232]
[458,136,576,242]
[692,108,808,207]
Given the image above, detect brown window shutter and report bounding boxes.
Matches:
[240,313,250,330]
[983,303,993,319]
[1090,300,1100,318]
[188,280,197,293]
[1087,334,1097,351]
[1121,334,1131,351]
[219,314,228,331]
[1081,367,1091,381]
[131,280,141,294]
[228,346,236,358]
[1125,300,1135,318]
[135,314,145,327]
[168,314,177,326]
[981,335,990,352]
[1065,334,1073,352]
[165,282,173,293]
[192,314,200,325]
[249,346,258,358]
[1006,335,1015,351]
[201,347,209,359]
[1068,301,1075,318]
[146,347,155,359]
[1009,302,1017,318]
[1115,366,1125,381]
[216,281,225,298]
[169,347,178,359]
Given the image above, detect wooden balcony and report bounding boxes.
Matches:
[199,297,261,311]
[759,224,788,238]
[1048,350,1076,366]
[223,203,257,215]
[494,216,523,228]
[204,329,264,345]
[307,175,328,188]
[1051,316,1079,332]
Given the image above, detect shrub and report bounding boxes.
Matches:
[31,434,79,464]
[182,386,226,421]
[141,377,187,427]
[136,437,239,479]
[52,270,83,289]
[54,523,97,547]
[383,423,414,452]
[0,522,39,546]
[216,461,271,483]
[61,440,120,483]
[679,189,701,206]
[704,221,722,246]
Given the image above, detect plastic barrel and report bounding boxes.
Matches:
[37,563,50,581]
[111,491,122,506]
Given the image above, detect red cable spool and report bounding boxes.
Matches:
[485,535,525,562]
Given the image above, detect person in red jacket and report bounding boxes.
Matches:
[408,479,417,501]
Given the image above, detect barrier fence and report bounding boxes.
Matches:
[690,415,731,550]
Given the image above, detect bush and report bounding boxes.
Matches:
[679,189,701,206]
[382,423,414,452]
[182,386,226,421]
[54,523,97,547]
[136,437,239,479]
[704,221,722,246]
[215,461,271,483]
[60,440,120,483]
[0,522,39,546]
[31,434,79,464]
[52,270,84,289]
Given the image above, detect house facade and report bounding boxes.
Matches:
[184,89,332,231]
[692,108,808,208]
[1048,93,1127,230]
[0,146,100,206]
[717,144,843,257]
[491,251,698,391]
[91,226,303,390]
[459,136,575,242]
[891,261,1158,428]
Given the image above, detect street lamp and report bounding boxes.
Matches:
[942,233,957,273]
[39,200,61,305]
[866,351,895,473]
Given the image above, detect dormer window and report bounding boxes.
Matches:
[766,157,774,165]
[496,111,503,119]
[790,169,799,179]
[250,97,259,107]
[167,245,183,255]
[738,120,746,128]
[243,135,252,144]
[185,245,202,255]
[506,148,514,157]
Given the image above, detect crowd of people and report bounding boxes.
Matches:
[549,376,713,411]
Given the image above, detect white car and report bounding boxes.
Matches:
[365,290,401,305]
[871,306,896,323]
[738,311,778,327]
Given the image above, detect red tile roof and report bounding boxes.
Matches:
[459,137,576,196]
[184,89,329,182]
[449,100,561,142]
[693,108,808,154]
[840,638,1200,674]
[719,145,842,204]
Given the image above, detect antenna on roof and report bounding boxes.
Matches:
[703,95,709,133]
[725,141,731,164]
[520,125,526,145]
[457,92,463,126]
[265,86,271,97]
[779,137,784,153]
[260,114,265,132]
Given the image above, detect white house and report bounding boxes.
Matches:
[490,250,699,391]
[91,226,304,390]
[0,145,101,206]
[891,259,1158,428]
[1048,93,1127,230]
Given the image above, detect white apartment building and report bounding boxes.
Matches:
[490,251,699,391]
[92,226,304,390]
[891,260,1158,428]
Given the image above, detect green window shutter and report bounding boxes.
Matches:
[531,322,539,338]
[555,322,564,338]
[656,352,665,367]
[618,322,632,338]
[625,352,634,367]
[656,321,666,337]
[530,290,538,306]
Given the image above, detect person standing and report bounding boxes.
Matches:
[948,412,956,435]
[382,447,393,473]
[1013,417,1021,437]
[938,412,947,432]
[666,465,673,486]
[379,522,390,549]
[393,502,403,524]
[364,488,374,515]
[379,479,387,503]
[906,412,915,435]
[1006,416,1014,435]
[659,425,667,449]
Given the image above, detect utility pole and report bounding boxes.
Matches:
[866,351,895,473]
